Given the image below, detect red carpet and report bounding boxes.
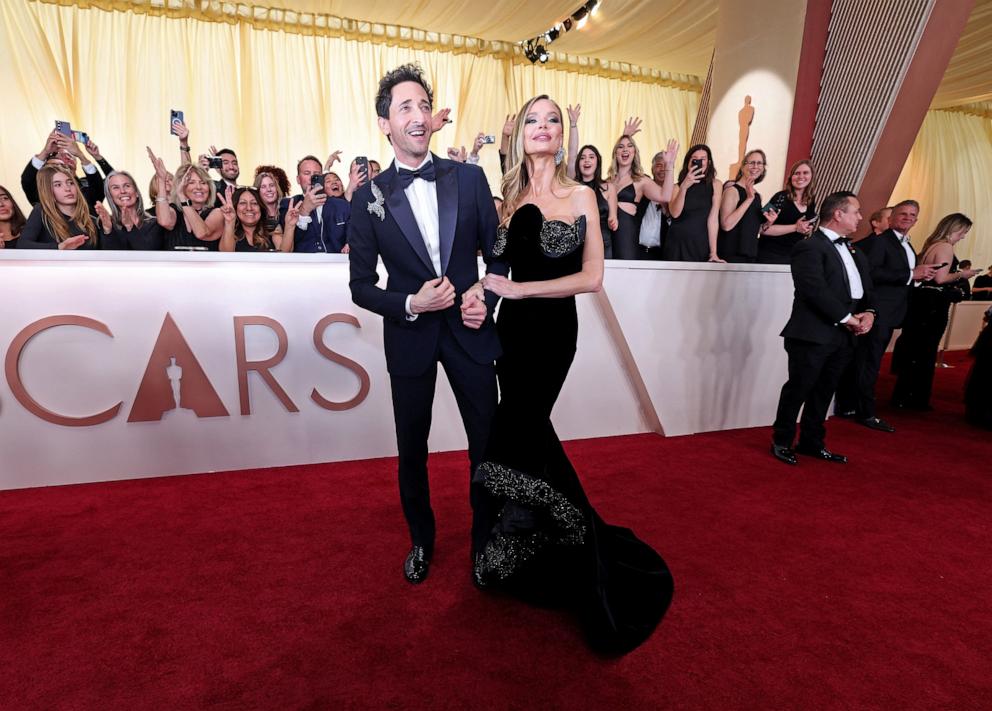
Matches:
[2,352,990,709]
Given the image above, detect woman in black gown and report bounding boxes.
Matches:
[891,213,981,409]
[756,159,817,264]
[607,135,677,260]
[663,144,723,262]
[965,307,992,428]
[477,95,674,655]
[94,171,164,250]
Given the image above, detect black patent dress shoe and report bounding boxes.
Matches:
[770,444,798,465]
[859,416,896,433]
[403,546,430,584]
[795,446,848,463]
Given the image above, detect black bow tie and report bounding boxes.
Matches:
[833,237,852,246]
[396,162,436,187]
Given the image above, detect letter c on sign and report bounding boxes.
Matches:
[4,315,123,427]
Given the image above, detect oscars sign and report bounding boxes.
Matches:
[4,312,371,427]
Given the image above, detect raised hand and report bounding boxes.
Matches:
[58,234,88,250]
[446,146,467,163]
[56,134,85,159]
[470,133,486,156]
[662,138,679,168]
[300,184,326,214]
[502,114,516,138]
[324,150,342,171]
[197,154,210,171]
[622,116,642,138]
[94,202,113,234]
[39,130,60,158]
[146,146,170,181]
[411,276,456,313]
[682,165,704,188]
[218,185,236,225]
[567,103,582,126]
[430,108,452,133]
[173,121,189,142]
[84,138,102,161]
[285,201,301,229]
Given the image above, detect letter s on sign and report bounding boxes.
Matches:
[311,314,371,411]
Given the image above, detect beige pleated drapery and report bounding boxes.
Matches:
[0,0,699,207]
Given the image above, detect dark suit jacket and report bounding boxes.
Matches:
[278,195,351,253]
[348,154,507,377]
[781,230,875,345]
[20,157,111,209]
[859,228,915,327]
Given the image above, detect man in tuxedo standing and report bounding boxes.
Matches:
[834,200,937,429]
[771,191,877,466]
[348,64,506,583]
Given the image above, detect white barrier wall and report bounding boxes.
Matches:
[0,252,982,490]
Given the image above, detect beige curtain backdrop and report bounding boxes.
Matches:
[0,0,698,209]
[889,108,992,271]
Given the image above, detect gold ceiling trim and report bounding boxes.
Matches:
[32,0,704,91]
[937,102,992,120]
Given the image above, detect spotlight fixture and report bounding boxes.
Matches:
[521,0,604,64]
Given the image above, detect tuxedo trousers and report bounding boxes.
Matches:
[835,320,895,418]
[773,336,854,449]
[389,320,498,556]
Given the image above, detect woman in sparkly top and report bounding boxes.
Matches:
[474,94,674,655]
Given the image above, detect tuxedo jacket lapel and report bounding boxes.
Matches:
[817,230,852,298]
[381,170,437,277]
[434,157,458,275]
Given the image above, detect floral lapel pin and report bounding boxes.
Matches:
[367,181,385,222]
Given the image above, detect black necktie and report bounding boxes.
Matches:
[396,162,436,188]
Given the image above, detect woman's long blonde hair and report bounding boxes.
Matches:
[607,134,645,182]
[499,94,576,225]
[37,165,97,245]
[920,213,973,255]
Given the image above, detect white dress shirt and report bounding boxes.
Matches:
[821,226,864,324]
[31,155,97,175]
[639,203,664,248]
[893,229,916,285]
[397,155,442,318]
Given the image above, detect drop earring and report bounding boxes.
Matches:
[554,146,564,165]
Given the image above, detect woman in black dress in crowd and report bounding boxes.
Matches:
[608,134,677,260]
[965,306,992,428]
[756,159,817,264]
[475,94,673,655]
[94,171,164,250]
[148,149,224,252]
[664,144,723,262]
[0,185,27,249]
[17,165,99,250]
[716,149,778,262]
[253,171,286,241]
[218,186,279,252]
[891,213,982,409]
[573,145,618,257]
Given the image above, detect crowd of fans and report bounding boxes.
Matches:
[0,111,988,299]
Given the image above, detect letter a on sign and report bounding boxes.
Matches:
[127,313,229,422]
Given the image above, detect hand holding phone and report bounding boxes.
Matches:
[55,120,72,137]
[170,109,185,136]
[207,156,223,170]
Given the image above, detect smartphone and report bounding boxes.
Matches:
[355,156,369,179]
[482,135,496,144]
[930,262,950,269]
[55,120,72,136]
[310,173,326,191]
[690,158,703,171]
[207,155,223,170]
[170,109,184,135]
[72,130,89,145]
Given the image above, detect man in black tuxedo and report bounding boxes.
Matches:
[348,64,506,583]
[771,191,877,465]
[834,200,937,430]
